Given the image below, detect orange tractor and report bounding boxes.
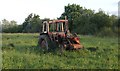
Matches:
[38,17,83,51]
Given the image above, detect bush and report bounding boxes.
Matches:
[97,27,116,37]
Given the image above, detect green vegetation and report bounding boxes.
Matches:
[60,4,119,36]
[2,33,118,69]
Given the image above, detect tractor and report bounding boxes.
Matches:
[38,17,83,51]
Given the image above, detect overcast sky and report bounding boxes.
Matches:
[0,0,119,24]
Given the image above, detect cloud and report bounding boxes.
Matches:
[109,11,118,16]
[112,1,118,6]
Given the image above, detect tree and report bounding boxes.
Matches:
[22,13,42,33]
[60,4,84,32]
[2,19,18,33]
[22,13,33,33]
[74,9,94,35]
[59,4,118,36]
[2,19,10,30]
[90,10,110,34]
[29,14,42,33]
[10,20,17,26]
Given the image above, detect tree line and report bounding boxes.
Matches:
[1,4,119,36]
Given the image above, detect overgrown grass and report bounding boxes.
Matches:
[2,33,119,69]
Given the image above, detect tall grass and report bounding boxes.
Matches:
[2,33,118,69]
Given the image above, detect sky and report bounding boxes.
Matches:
[0,0,119,24]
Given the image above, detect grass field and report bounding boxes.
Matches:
[2,33,119,69]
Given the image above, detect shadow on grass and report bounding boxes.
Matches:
[86,47,99,52]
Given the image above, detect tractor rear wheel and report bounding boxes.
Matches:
[38,35,51,51]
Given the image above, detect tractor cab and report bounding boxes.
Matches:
[41,20,68,37]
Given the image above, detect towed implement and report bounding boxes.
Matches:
[38,17,83,51]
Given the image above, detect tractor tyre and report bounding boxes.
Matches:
[38,35,52,52]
